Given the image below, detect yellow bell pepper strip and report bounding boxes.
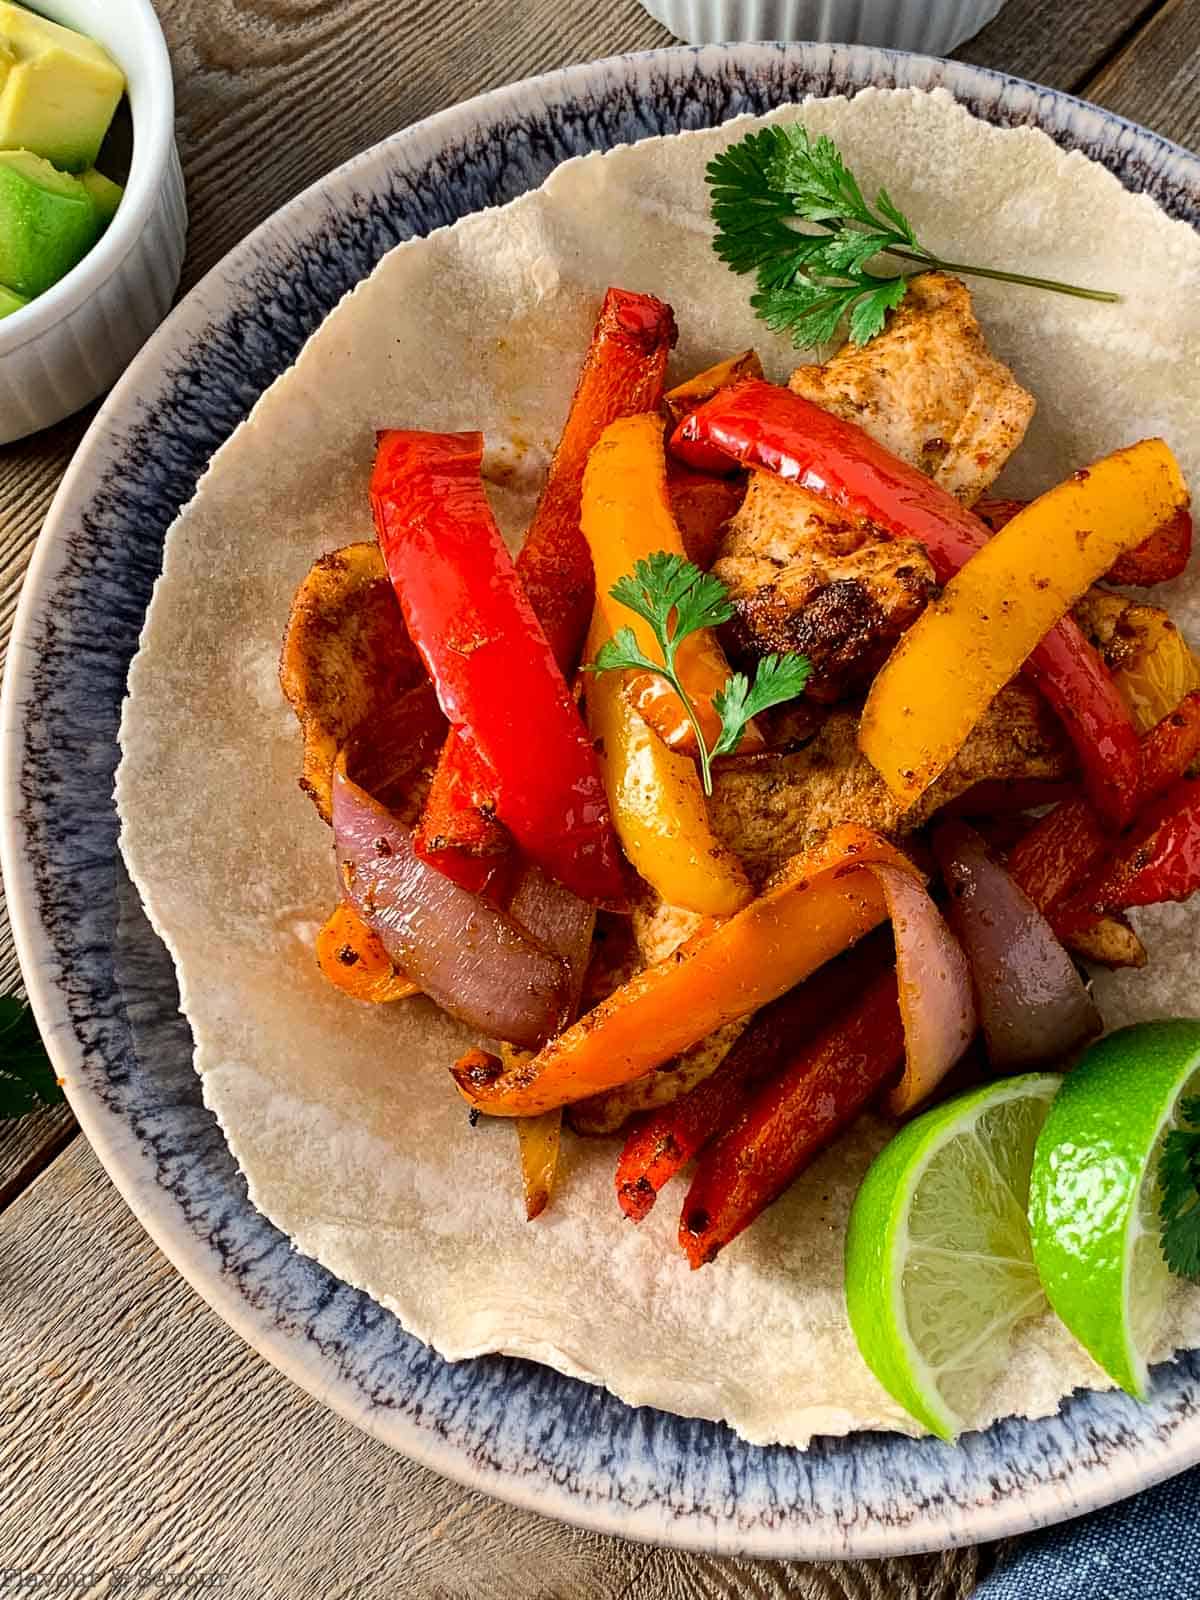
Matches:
[450,825,917,1118]
[860,438,1190,812]
[315,900,420,1003]
[516,1105,562,1221]
[673,381,1154,827]
[581,413,762,762]
[583,611,752,917]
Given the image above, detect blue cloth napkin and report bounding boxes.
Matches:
[975,1465,1200,1598]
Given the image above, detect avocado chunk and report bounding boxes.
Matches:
[0,1,124,173]
[0,149,99,297]
[80,165,122,227]
[0,280,26,317]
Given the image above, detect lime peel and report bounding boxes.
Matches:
[846,1073,1061,1440]
[1028,1019,1200,1399]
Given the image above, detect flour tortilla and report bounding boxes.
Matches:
[116,87,1200,1447]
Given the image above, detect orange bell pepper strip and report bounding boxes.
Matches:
[615,931,891,1221]
[678,967,905,1268]
[315,901,420,1003]
[584,613,752,917]
[449,825,915,1118]
[414,287,677,888]
[859,438,1190,812]
[663,349,763,435]
[581,412,762,761]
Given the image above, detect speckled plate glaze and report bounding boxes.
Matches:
[4,42,1200,1561]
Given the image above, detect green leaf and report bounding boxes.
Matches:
[0,997,63,1120]
[766,128,871,230]
[875,185,919,248]
[589,627,661,677]
[592,555,812,794]
[811,228,897,276]
[672,569,736,638]
[1160,1097,1200,1280]
[751,280,861,349]
[707,122,1119,352]
[711,653,813,757]
[847,275,909,346]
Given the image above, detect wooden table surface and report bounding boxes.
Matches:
[1,2,1198,1595]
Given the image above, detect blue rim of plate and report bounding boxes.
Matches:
[3,41,1199,1562]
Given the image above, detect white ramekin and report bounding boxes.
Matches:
[0,0,187,444]
[638,0,1007,51]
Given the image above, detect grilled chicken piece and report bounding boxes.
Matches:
[716,476,936,702]
[708,682,1071,880]
[279,543,443,823]
[715,273,1036,702]
[787,272,1036,504]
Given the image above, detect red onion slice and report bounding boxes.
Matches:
[332,764,570,1048]
[866,863,976,1116]
[508,865,596,1016]
[933,819,1101,1072]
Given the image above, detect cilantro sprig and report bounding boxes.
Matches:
[588,551,811,794]
[708,125,1120,350]
[0,997,63,1120]
[1160,1097,1200,1280]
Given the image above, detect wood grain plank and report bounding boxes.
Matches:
[0,0,1186,1593]
[954,0,1165,91]
[0,1137,982,1600]
[1083,0,1200,151]
[162,0,671,290]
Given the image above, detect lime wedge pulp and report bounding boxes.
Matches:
[1028,1019,1200,1399]
[845,1074,1061,1440]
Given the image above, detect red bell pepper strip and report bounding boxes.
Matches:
[1020,626,1141,827]
[665,461,746,570]
[670,379,1144,827]
[371,428,626,905]
[678,967,906,1268]
[615,934,891,1222]
[518,287,678,668]
[1062,776,1200,916]
[943,779,1078,818]
[1107,505,1193,586]
[1007,795,1110,914]
[1140,690,1200,795]
[1008,689,1200,923]
[413,741,513,898]
[414,288,677,886]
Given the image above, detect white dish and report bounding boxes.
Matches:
[637,0,1006,52]
[0,0,187,444]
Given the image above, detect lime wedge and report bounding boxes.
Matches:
[1028,1019,1200,1399]
[845,1074,1061,1439]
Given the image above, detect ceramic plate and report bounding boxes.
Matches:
[5,43,1200,1561]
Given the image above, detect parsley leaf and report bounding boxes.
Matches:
[707,123,1120,350]
[588,553,810,795]
[592,625,661,677]
[0,997,63,1120]
[711,654,813,759]
[1160,1096,1200,1281]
